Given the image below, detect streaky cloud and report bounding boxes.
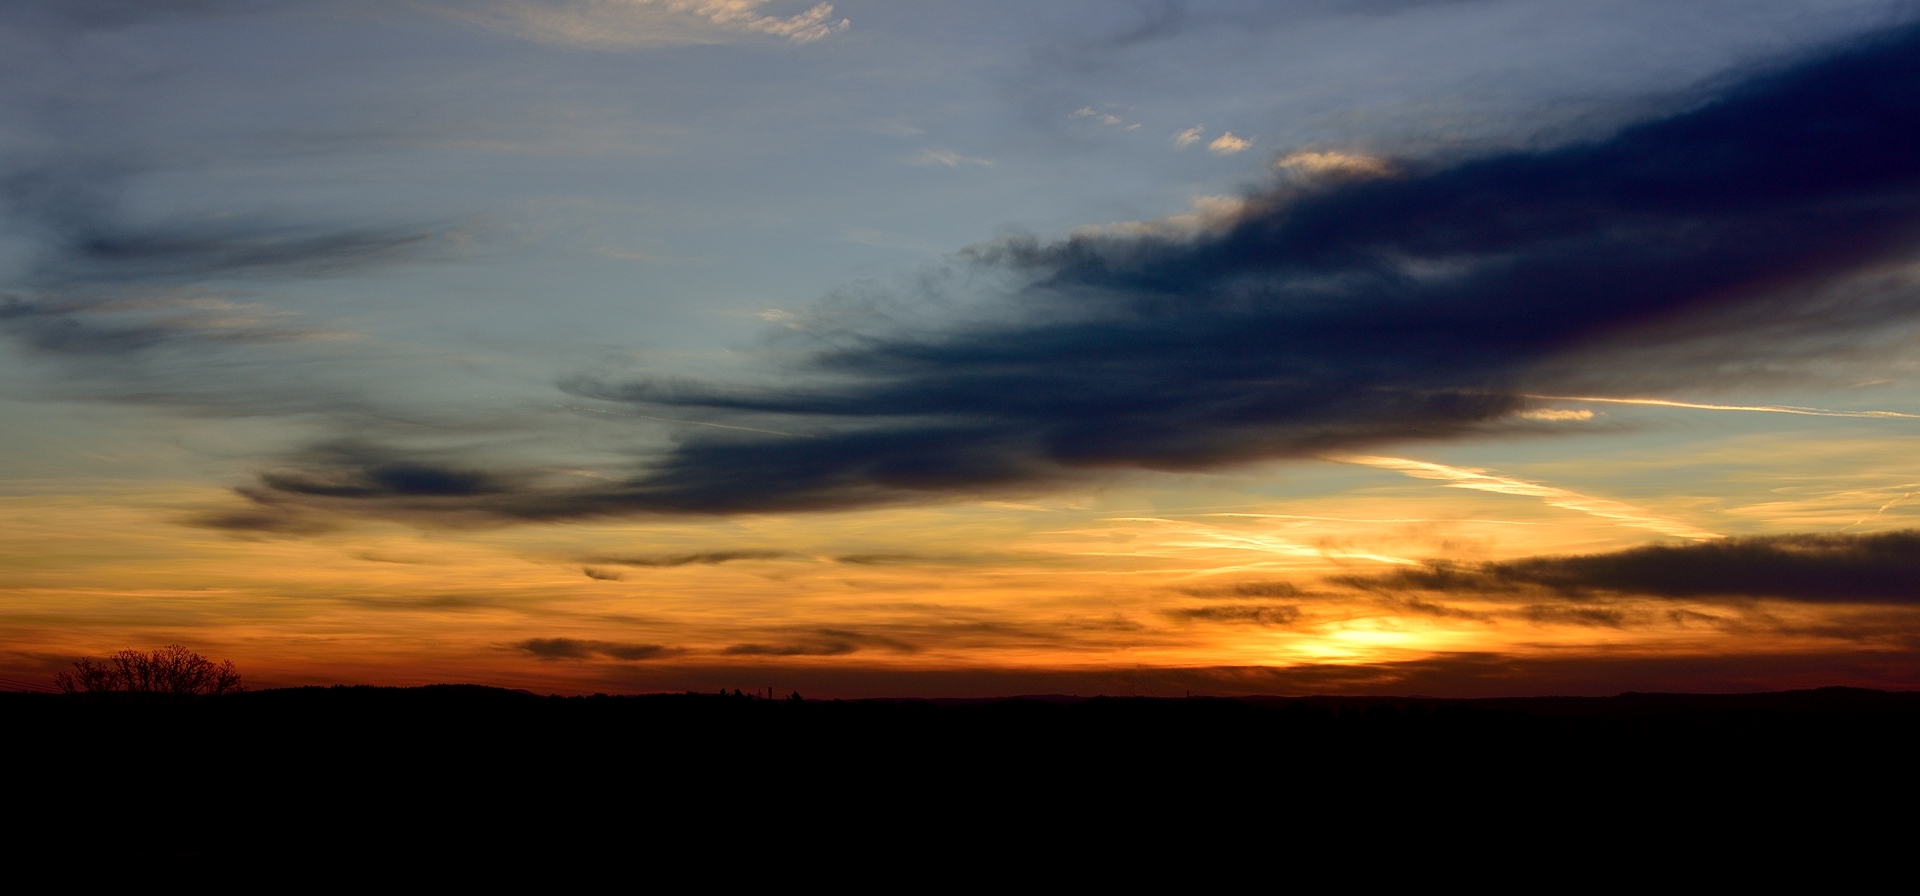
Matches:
[1526,395,1920,419]
[440,0,849,49]
[1174,581,1309,598]
[1164,604,1302,626]
[1331,454,1720,540]
[514,638,683,661]
[2,153,442,292]
[0,153,456,418]
[722,628,918,657]
[586,550,793,568]
[257,25,1920,519]
[0,0,268,31]
[1334,530,1920,605]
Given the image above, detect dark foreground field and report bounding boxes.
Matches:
[6,686,1916,868]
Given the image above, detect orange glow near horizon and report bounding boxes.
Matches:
[8,434,1918,696]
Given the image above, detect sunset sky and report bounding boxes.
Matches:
[6,0,1920,696]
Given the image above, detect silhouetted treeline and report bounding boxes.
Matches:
[5,686,1914,868]
[55,645,243,698]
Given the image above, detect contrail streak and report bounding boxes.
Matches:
[1327,455,1721,540]
[1092,517,1419,565]
[1524,395,1920,419]
[1841,485,1920,532]
[1203,513,1538,525]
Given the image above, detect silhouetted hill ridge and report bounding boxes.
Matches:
[6,682,1916,860]
[9,681,1917,711]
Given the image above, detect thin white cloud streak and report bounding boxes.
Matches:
[1526,395,1920,419]
[445,0,850,49]
[1094,517,1418,567]
[1841,484,1920,531]
[1203,513,1538,525]
[1328,455,1721,540]
[1173,126,1204,149]
[906,149,993,168]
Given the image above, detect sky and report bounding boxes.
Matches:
[5,0,1920,696]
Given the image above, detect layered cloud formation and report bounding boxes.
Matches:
[222,25,1920,522]
[6,13,1919,528]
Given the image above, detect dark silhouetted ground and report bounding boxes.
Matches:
[4,686,1915,873]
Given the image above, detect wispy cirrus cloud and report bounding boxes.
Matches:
[441,0,849,49]
[1070,106,1124,126]
[1,154,441,295]
[905,149,994,168]
[1329,455,1720,540]
[0,150,453,417]
[1525,395,1920,419]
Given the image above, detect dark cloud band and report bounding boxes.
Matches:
[1334,530,1920,605]
[514,638,682,662]
[241,25,1920,519]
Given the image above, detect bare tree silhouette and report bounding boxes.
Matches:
[56,645,244,698]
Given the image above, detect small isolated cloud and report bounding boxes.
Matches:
[1274,150,1394,179]
[514,638,682,661]
[1164,605,1302,626]
[906,149,993,168]
[1172,126,1204,148]
[757,308,806,329]
[585,549,792,567]
[722,628,917,656]
[1174,581,1306,598]
[832,551,995,565]
[445,0,851,49]
[1522,605,1629,628]
[1517,408,1595,422]
[1071,106,1126,126]
[188,502,338,537]
[833,553,920,565]
[723,641,857,656]
[582,566,625,580]
[1208,132,1251,154]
